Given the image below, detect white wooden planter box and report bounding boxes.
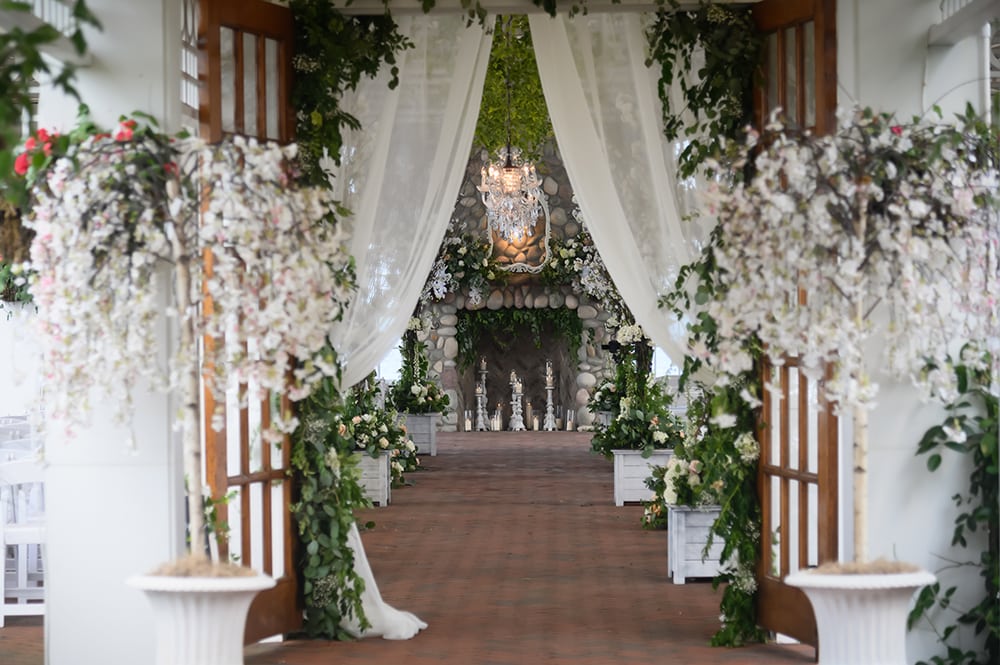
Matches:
[404,412,439,456]
[612,448,674,506]
[355,451,391,506]
[667,504,724,583]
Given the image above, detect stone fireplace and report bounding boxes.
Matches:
[416,142,617,432]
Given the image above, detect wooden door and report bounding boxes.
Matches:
[197,0,301,642]
[751,0,839,648]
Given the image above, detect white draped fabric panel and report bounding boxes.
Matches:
[528,13,711,364]
[328,16,493,388]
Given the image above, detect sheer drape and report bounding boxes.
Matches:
[528,13,711,363]
[328,16,493,388]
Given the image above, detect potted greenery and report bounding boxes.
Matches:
[340,372,420,505]
[590,322,686,506]
[690,105,998,663]
[389,316,450,456]
[19,111,354,664]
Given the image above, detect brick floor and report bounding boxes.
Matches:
[2,431,815,664]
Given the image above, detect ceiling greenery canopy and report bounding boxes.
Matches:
[474,15,553,163]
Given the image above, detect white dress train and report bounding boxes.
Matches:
[339,522,428,640]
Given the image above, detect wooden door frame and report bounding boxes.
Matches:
[751,0,839,648]
[197,0,302,643]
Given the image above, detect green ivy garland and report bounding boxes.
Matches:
[908,352,998,665]
[646,0,764,178]
[455,307,584,371]
[660,224,766,646]
[289,374,373,639]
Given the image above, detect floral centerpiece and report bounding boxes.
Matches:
[419,220,506,307]
[590,377,684,458]
[389,317,450,415]
[20,110,355,572]
[343,373,419,486]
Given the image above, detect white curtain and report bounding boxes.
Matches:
[528,13,711,364]
[328,16,493,388]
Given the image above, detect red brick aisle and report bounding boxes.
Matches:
[247,431,812,665]
[1,432,814,664]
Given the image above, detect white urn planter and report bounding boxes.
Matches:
[404,412,439,456]
[784,569,936,665]
[356,450,392,506]
[612,448,674,506]
[667,504,723,584]
[128,572,276,665]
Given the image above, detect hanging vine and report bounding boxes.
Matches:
[456,308,584,371]
[646,0,764,178]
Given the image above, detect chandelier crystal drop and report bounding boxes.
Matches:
[478,145,543,243]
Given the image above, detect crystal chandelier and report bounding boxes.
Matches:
[478,18,543,244]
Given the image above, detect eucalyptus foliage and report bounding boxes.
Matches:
[290,375,373,639]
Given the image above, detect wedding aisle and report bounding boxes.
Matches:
[245,431,813,665]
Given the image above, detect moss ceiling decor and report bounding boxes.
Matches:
[456,307,586,372]
[474,15,553,164]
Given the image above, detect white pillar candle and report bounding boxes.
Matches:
[533,416,539,431]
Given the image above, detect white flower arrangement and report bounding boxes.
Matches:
[691,105,998,563]
[24,116,355,560]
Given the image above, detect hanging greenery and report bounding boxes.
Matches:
[289,373,374,639]
[645,0,764,178]
[456,307,584,371]
[289,0,413,187]
[474,15,553,163]
[659,224,766,647]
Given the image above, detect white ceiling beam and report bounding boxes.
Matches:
[334,0,759,16]
[0,6,91,66]
[929,0,1000,46]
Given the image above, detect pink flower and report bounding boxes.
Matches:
[890,125,903,136]
[14,152,29,176]
[23,137,36,151]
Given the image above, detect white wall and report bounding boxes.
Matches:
[837,1,991,660]
[33,2,185,665]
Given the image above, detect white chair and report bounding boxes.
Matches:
[1,458,46,626]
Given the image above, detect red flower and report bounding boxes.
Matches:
[164,161,178,175]
[23,137,36,151]
[121,119,137,129]
[43,142,52,156]
[36,128,50,142]
[890,125,903,136]
[14,152,30,176]
[115,127,133,142]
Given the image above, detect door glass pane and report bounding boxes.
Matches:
[767,32,779,114]
[770,474,782,576]
[784,27,798,123]
[807,377,819,474]
[789,478,800,572]
[788,367,800,471]
[270,481,285,576]
[220,27,235,134]
[804,21,816,128]
[243,32,258,138]
[265,38,280,140]
[769,367,782,466]
[808,483,819,567]
[248,481,263,571]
